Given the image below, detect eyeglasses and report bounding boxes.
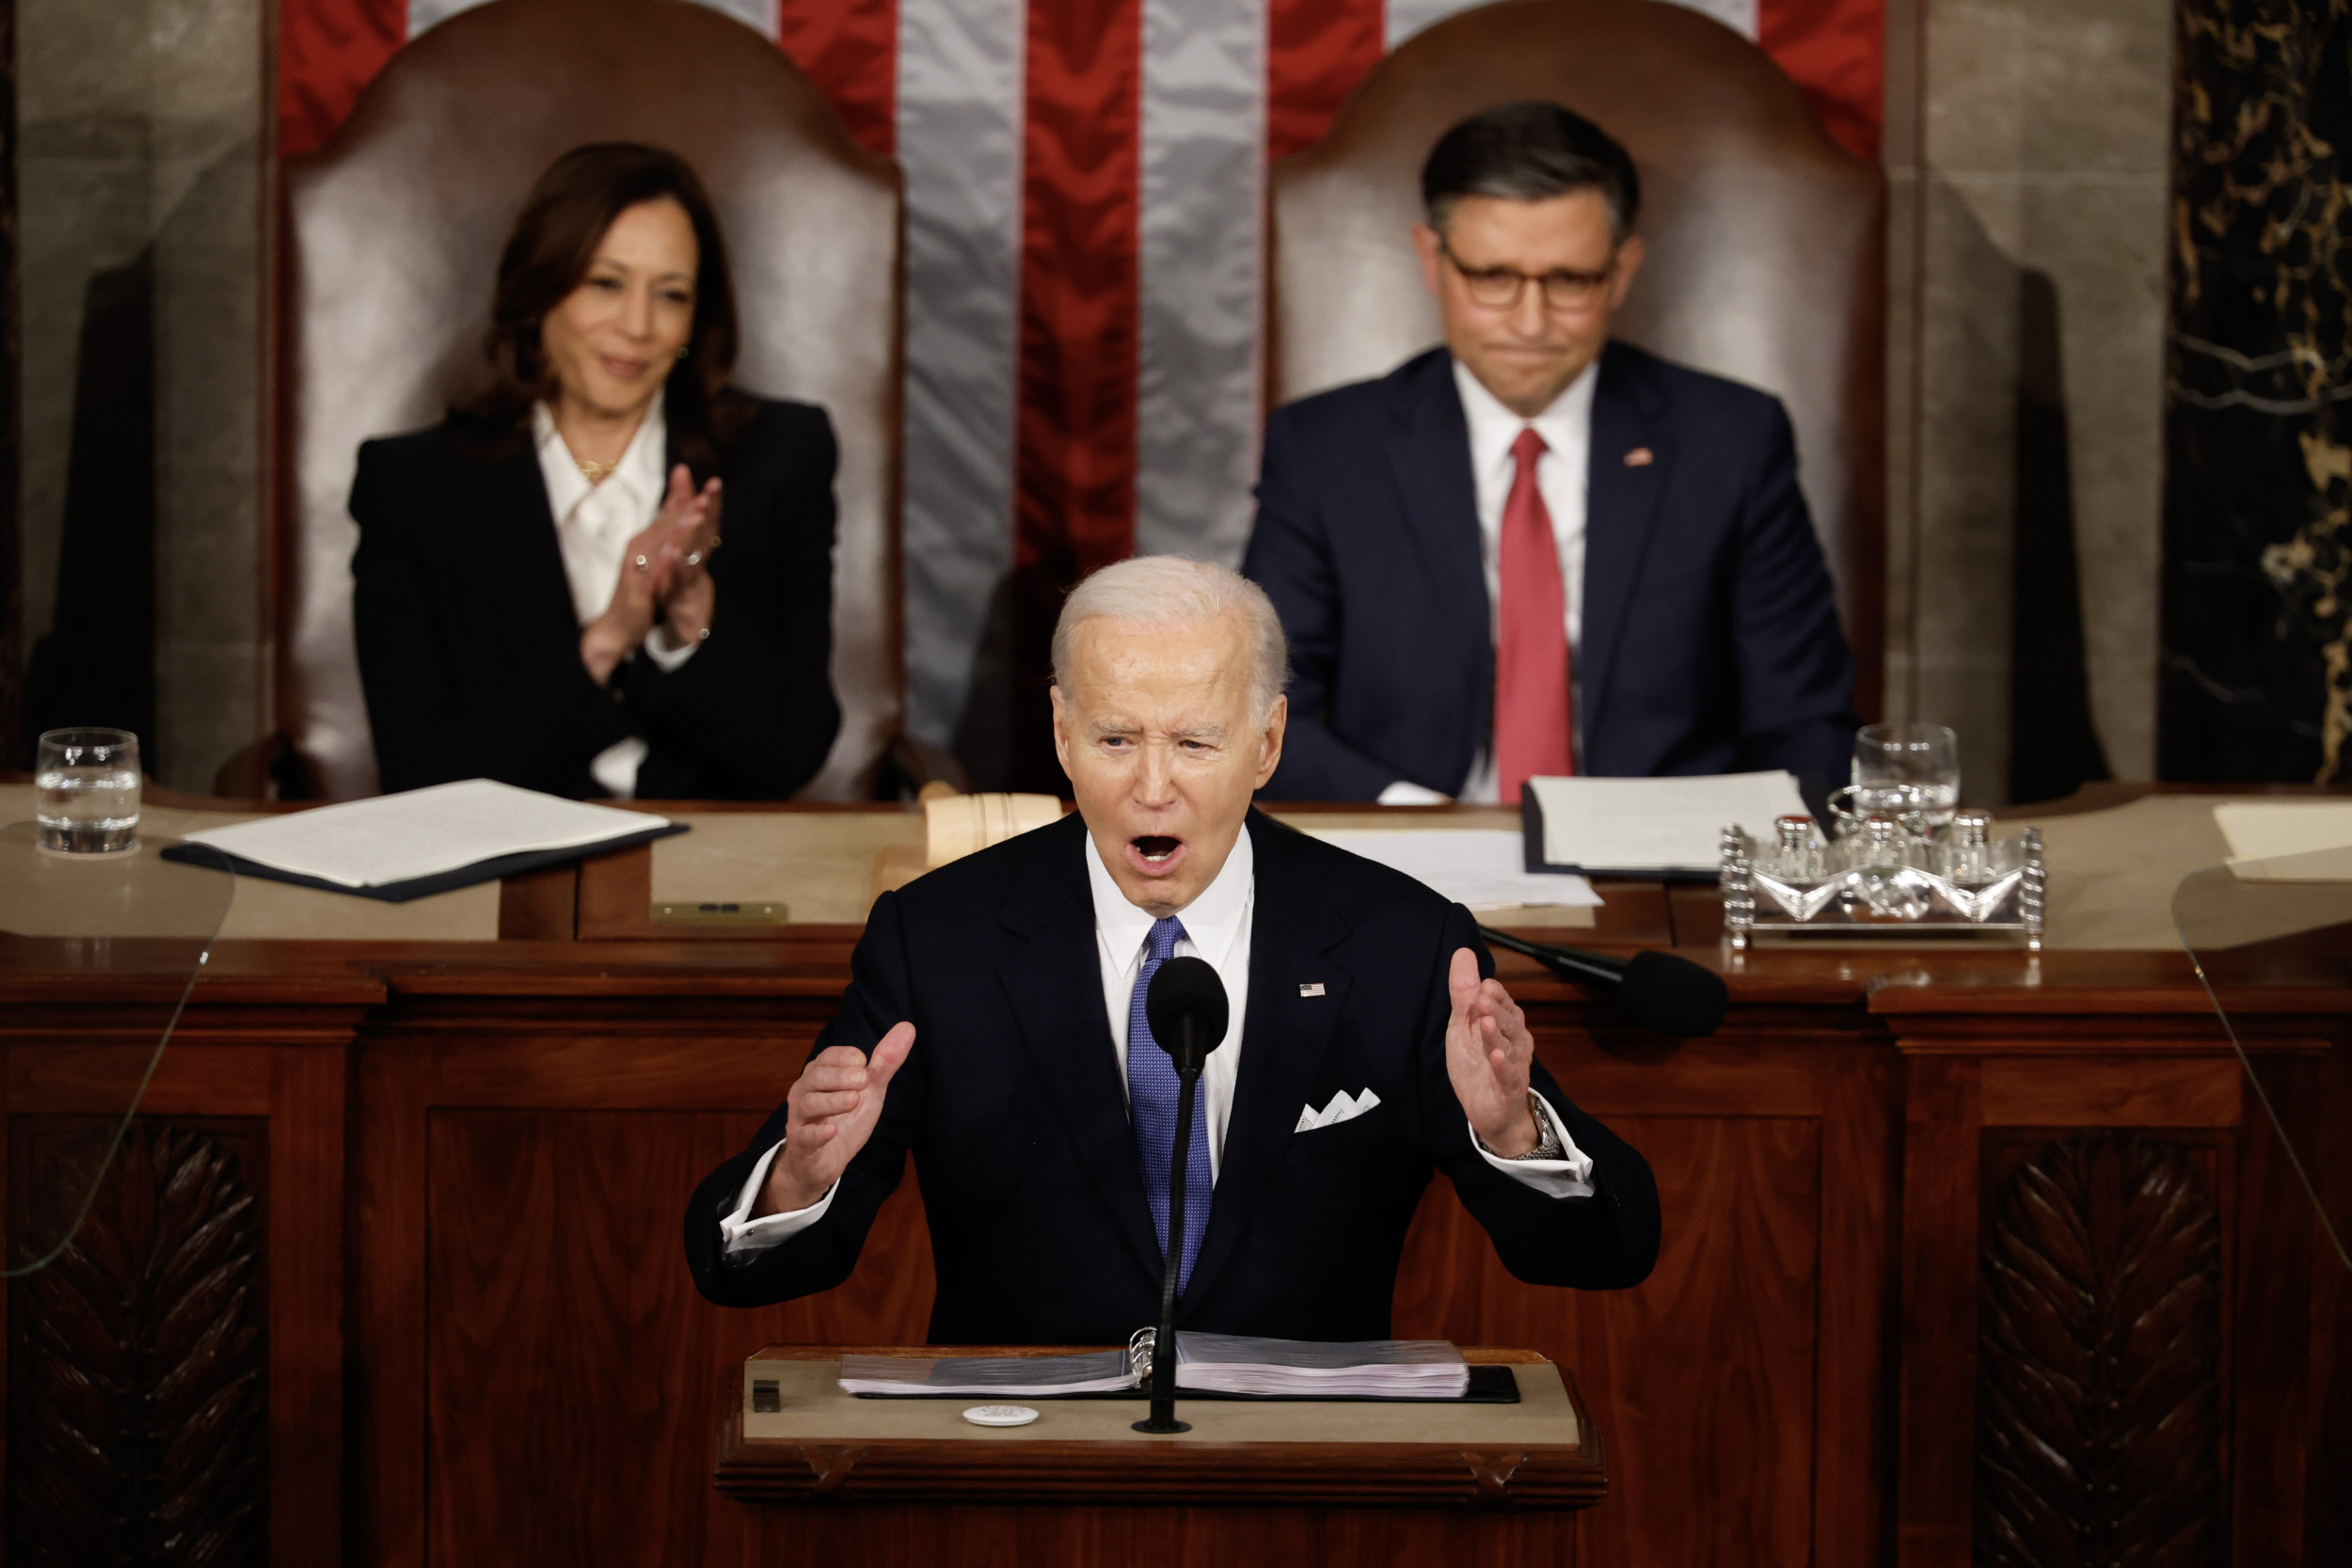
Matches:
[1438,237,1616,312]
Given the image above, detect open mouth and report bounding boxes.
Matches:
[1131,835,1182,866]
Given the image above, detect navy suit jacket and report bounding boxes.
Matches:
[1244,342,1858,800]
[684,810,1661,1344]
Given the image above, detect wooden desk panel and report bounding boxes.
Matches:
[1,832,2345,1568]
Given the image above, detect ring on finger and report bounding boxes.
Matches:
[684,550,703,566]
[632,554,649,572]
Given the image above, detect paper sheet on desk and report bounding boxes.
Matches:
[2213,801,2352,881]
[1526,772,1807,872]
[179,779,668,888]
[1302,830,1600,909]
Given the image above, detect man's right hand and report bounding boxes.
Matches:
[755,1022,915,1217]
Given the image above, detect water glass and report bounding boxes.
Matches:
[1851,722,1960,832]
[35,728,142,855]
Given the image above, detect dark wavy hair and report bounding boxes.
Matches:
[453,142,749,470]
[1421,102,1641,243]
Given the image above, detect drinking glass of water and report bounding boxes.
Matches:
[35,728,142,855]
[1850,722,1960,833]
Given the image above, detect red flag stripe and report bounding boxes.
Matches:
[776,0,900,157]
[279,0,405,158]
[1013,1,1145,583]
[1266,0,1386,163]
[1757,0,1883,159]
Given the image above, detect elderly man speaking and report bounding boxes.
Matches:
[685,557,1659,1343]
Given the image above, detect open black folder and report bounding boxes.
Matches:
[161,821,685,903]
[839,1335,1519,1404]
[157,778,688,902]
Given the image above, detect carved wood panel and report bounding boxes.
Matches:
[8,1117,268,1567]
[1975,1130,2223,1568]
[1394,1114,1823,1568]
[423,1107,922,1565]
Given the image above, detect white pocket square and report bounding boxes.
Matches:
[1294,1087,1381,1133]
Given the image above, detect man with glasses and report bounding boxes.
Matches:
[1243,101,1857,804]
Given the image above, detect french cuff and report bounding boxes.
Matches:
[1377,779,1451,806]
[642,623,703,673]
[718,1138,838,1258]
[1470,1093,1596,1198]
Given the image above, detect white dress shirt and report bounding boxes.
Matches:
[532,395,698,799]
[717,825,1595,1259]
[1378,356,1599,805]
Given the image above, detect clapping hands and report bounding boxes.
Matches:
[579,463,723,685]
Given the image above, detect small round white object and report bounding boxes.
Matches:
[961,1404,1040,1428]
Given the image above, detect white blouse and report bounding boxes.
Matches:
[532,395,699,799]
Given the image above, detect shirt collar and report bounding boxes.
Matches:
[532,389,669,524]
[1452,354,1599,485]
[1085,821,1255,974]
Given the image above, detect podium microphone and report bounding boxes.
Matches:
[1477,927,1728,1038]
[1134,955,1228,1434]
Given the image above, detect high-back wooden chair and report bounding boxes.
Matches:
[1269,0,1884,711]
[279,0,901,799]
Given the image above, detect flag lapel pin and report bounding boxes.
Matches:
[1298,983,1327,998]
[1624,447,1655,467]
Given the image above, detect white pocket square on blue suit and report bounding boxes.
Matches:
[1294,1087,1381,1133]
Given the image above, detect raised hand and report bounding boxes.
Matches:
[652,463,722,646]
[756,1022,915,1217]
[577,465,722,683]
[1443,947,1542,1157]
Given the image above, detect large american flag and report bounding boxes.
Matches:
[281,0,1880,775]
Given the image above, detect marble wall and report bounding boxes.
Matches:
[2163,0,2352,783]
[12,0,266,792]
[1885,0,2174,805]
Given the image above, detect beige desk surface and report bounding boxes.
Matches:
[739,1354,1580,1448]
[0,784,2312,952]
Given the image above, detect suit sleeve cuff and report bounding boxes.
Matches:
[1470,1093,1596,1198]
[718,1138,837,1258]
[642,624,703,673]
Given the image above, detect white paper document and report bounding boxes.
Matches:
[179,778,668,888]
[2213,801,2352,863]
[837,1334,1470,1400]
[1302,829,1600,909]
[1526,771,1809,873]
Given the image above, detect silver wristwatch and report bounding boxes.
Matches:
[1502,1091,1564,1162]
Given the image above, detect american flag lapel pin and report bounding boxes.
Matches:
[1298,983,1327,998]
[1624,447,1655,467]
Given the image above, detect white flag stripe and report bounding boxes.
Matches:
[896,0,1029,747]
[409,0,778,37]
[1389,0,1757,49]
[1133,0,1266,568]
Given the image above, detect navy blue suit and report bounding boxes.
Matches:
[684,810,1660,1344]
[1244,342,1857,800]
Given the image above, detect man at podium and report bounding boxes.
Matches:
[685,557,1659,1343]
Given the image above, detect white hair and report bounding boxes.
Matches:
[1051,555,1290,718]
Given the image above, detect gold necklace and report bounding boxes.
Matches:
[576,457,617,484]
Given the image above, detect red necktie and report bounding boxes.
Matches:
[1494,427,1574,802]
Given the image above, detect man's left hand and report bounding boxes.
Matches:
[1444,946,1542,1157]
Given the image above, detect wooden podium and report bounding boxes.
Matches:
[712,1346,1607,1565]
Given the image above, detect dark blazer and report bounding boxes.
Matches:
[685,810,1660,1344]
[349,394,840,800]
[1244,342,1858,800]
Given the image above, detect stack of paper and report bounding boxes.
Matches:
[1305,829,1600,909]
[1525,771,1809,874]
[838,1349,1137,1398]
[177,778,674,893]
[1169,1333,1470,1399]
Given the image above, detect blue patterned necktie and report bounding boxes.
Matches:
[1128,915,1214,1295]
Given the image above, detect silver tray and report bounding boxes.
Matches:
[1719,821,2044,950]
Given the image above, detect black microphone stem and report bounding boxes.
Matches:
[1136,1015,1200,1434]
[1478,925,1624,988]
